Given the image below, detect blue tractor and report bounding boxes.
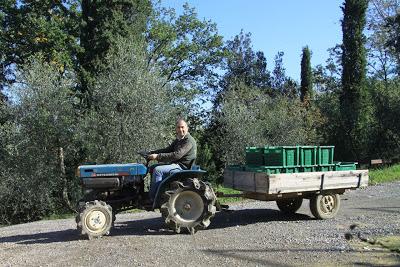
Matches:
[75,153,217,239]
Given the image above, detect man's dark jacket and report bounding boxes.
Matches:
[150,133,197,169]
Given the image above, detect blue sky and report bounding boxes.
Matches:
[161,0,344,81]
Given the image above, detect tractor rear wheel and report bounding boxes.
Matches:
[160,178,217,234]
[76,200,113,239]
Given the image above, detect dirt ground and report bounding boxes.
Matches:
[1,181,399,266]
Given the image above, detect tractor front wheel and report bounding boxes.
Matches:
[160,178,217,234]
[76,200,113,239]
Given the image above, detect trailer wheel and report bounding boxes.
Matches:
[276,198,303,214]
[310,193,341,219]
[76,200,113,239]
[160,178,216,234]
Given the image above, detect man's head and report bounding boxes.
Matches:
[176,119,189,139]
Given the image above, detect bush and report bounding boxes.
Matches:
[216,82,316,166]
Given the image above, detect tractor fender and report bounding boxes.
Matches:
[152,169,207,209]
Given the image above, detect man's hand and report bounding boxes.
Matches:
[148,154,158,160]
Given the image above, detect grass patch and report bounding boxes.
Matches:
[377,236,400,253]
[213,185,243,204]
[369,164,400,185]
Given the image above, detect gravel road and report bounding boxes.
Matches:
[1,181,399,267]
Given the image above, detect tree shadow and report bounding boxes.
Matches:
[0,229,79,245]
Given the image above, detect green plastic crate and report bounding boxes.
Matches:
[334,162,357,171]
[245,166,283,174]
[317,146,335,165]
[299,166,316,172]
[283,167,299,173]
[245,147,264,165]
[317,164,335,171]
[263,146,299,167]
[299,146,317,166]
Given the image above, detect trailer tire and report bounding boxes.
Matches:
[276,198,303,214]
[76,200,113,239]
[310,193,340,219]
[160,178,216,234]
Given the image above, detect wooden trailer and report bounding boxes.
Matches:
[222,169,369,219]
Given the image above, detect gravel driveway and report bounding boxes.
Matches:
[1,181,399,266]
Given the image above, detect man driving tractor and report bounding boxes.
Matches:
[147,118,197,199]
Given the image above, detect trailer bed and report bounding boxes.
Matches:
[223,169,369,195]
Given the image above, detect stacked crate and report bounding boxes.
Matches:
[230,145,357,174]
[245,146,300,174]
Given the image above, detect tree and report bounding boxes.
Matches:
[366,0,400,80]
[272,51,286,92]
[300,46,313,105]
[0,0,81,91]
[77,38,177,163]
[0,55,80,224]
[78,0,152,108]
[221,31,271,90]
[339,0,374,161]
[147,3,224,86]
[216,81,311,167]
[385,12,400,74]
[369,79,400,159]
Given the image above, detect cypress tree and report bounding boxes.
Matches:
[339,0,370,161]
[300,46,313,106]
[78,0,152,108]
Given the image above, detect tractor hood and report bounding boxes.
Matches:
[77,163,147,178]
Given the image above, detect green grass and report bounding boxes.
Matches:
[369,164,400,185]
[213,185,244,204]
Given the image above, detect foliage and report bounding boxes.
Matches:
[147,2,224,89]
[77,38,177,163]
[220,31,271,91]
[339,0,374,161]
[216,82,313,167]
[78,0,152,108]
[0,0,81,90]
[369,79,400,159]
[0,56,79,224]
[366,0,400,80]
[300,46,313,104]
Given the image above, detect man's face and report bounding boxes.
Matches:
[176,121,188,138]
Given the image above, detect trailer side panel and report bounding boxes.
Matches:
[223,169,368,194]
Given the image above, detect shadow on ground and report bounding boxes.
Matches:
[112,208,313,236]
[0,208,312,244]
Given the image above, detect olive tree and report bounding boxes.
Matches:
[77,39,177,163]
[216,82,312,165]
[0,56,79,224]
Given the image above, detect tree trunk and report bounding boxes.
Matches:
[59,147,76,212]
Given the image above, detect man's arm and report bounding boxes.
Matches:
[149,141,175,154]
[156,139,193,163]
